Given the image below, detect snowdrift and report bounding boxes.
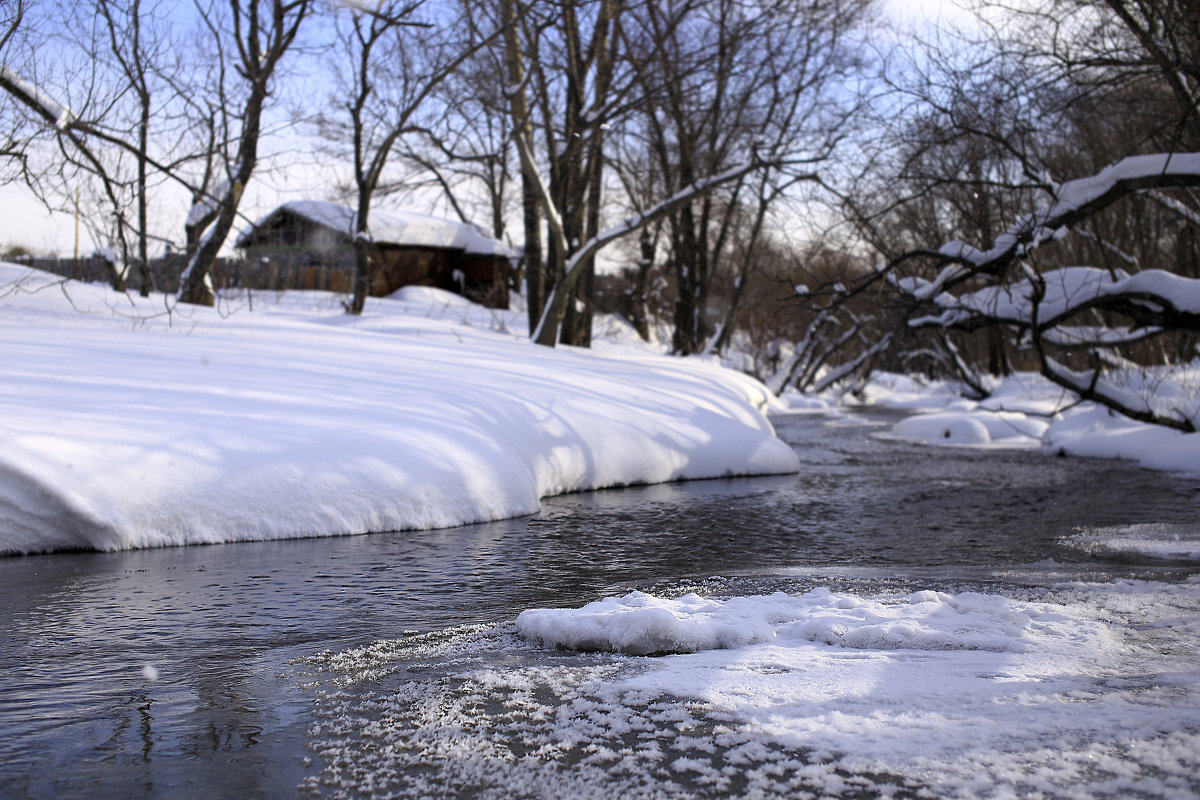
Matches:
[0,264,799,554]
[807,371,1200,472]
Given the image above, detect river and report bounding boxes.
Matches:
[1,409,1198,798]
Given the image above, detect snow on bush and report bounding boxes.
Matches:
[844,370,1200,470]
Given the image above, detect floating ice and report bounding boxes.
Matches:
[309,581,1200,799]
[1066,524,1200,562]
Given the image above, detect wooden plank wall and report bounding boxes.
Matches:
[20,253,354,295]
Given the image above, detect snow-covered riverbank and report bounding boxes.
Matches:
[0,264,798,554]
[784,370,1200,473]
[7,260,1200,556]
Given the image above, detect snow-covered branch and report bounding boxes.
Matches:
[768,305,886,395]
[810,332,893,394]
[1145,188,1200,228]
[0,65,75,130]
[1040,356,1197,432]
[912,266,1200,338]
[893,153,1200,302]
[888,153,1200,431]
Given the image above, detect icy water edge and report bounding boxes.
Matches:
[1,409,1198,798]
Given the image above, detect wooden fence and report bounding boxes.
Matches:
[23,252,354,295]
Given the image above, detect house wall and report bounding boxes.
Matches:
[239,209,511,308]
[373,246,510,309]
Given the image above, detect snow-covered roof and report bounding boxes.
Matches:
[237,200,517,258]
[276,200,355,233]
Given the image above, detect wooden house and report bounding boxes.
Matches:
[235,201,515,308]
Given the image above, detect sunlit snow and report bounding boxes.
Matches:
[792,370,1200,471]
[0,263,799,554]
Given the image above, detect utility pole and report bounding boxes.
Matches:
[73,186,80,260]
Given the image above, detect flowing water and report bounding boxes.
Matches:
[1,409,1198,798]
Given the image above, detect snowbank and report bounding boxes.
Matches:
[0,264,799,554]
[833,371,1200,472]
[888,410,1048,446]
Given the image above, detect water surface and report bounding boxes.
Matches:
[1,409,1197,798]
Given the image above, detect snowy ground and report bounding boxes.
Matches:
[781,370,1200,474]
[0,263,797,554]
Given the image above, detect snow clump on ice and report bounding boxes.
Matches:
[516,587,1115,658]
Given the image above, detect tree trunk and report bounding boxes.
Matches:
[522,174,544,333]
[350,232,371,315]
[179,0,308,307]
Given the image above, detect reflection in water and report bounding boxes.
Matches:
[0,410,1198,797]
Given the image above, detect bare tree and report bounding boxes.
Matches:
[317,0,499,315]
[0,0,229,293]
[499,0,633,346]
[0,0,20,53]
[496,0,545,335]
[0,1,27,176]
[398,7,517,246]
[177,0,312,306]
[618,0,874,355]
[1029,0,1200,148]
[0,3,131,284]
[798,0,1200,405]
[497,0,818,348]
[94,0,177,294]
